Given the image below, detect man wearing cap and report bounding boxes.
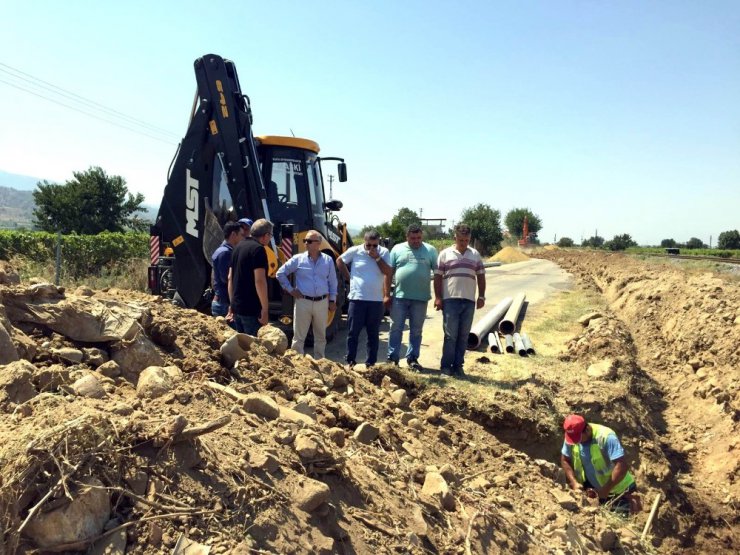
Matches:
[276,230,337,359]
[211,221,244,319]
[560,414,641,515]
[238,218,253,237]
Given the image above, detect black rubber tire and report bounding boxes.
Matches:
[325,272,346,342]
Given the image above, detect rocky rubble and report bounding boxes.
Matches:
[0,275,657,554]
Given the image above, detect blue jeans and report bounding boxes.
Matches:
[211,300,229,317]
[441,298,475,370]
[387,298,428,363]
[346,300,385,365]
[234,314,261,336]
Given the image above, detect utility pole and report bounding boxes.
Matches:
[419,208,423,218]
[709,235,712,249]
[328,175,334,199]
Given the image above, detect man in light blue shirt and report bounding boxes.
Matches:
[276,230,337,359]
[337,229,392,368]
[386,224,438,370]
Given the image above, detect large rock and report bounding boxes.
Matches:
[136,366,182,399]
[52,347,84,364]
[111,325,165,381]
[0,323,19,364]
[220,333,256,368]
[586,359,617,380]
[421,472,455,511]
[578,312,604,326]
[293,478,331,512]
[0,359,37,405]
[24,477,110,548]
[294,432,321,459]
[72,374,106,399]
[353,422,379,444]
[3,289,140,342]
[258,325,289,355]
[243,393,280,420]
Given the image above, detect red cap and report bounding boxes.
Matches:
[563,414,587,445]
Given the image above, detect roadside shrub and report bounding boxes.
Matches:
[0,231,148,279]
[557,237,574,247]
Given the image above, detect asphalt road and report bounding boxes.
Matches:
[322,258,573,370]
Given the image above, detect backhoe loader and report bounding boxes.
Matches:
[148,54,351,339]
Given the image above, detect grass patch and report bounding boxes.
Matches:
[10,256,149,291]
[426,286,608,406]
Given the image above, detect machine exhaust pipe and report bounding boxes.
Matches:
[498,292,526,335]
[467,297,514,350]
[513,333,527,356]
[488,332,503,354]
[521,333,535,355]
[504,334,514,353]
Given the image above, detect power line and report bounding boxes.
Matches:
[0,61,180,142]
[0,77,177,145]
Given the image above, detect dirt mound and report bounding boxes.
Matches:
[0,281,657,554]
[543,244,559,251]
[536,249,739,551]
[489,246,531,263]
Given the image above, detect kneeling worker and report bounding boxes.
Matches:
[560,414,642,515]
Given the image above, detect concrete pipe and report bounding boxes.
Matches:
[498,292,526,335]
[504,334,514,353]
[467,297,514,350]
[521,333,535,355]
[488,332,503,354]
[513,333,527,356]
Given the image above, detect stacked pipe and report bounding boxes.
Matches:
[467,297,513,350]
[465,292,537,356]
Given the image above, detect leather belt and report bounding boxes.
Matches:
[302,294,328,301]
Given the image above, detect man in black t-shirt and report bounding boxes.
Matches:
[228,219,273,335]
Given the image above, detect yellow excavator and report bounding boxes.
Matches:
[148,54,352,339]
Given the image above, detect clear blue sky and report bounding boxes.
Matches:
[1,0,738,246]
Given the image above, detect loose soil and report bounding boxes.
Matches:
[0,252,737,554]
[489,247,531,264]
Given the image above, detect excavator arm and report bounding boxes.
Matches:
[150,54,269,308]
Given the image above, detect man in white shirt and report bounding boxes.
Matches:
[337,229,392,368]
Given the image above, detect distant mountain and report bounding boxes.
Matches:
[0,186,35,229]
[0,170,44,191]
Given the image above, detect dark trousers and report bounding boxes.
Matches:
[346,300,385,365]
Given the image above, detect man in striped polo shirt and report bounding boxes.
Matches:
[433,223,486,377]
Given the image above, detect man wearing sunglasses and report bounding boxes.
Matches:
[276,230,338,359]
[336,229,392,369]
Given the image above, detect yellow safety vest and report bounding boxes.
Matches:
[571,424,635,495]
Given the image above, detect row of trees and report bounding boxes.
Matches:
[554,230,740,251]
[361,205,544,256]
[30,167,739,254]
[661,231,740,250]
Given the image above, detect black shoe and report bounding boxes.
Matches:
[386,358,399,367]
[452,366,465,377]
[407,359,423,372]
[440,367,453,377]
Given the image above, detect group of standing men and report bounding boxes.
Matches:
[213,219,488,377]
